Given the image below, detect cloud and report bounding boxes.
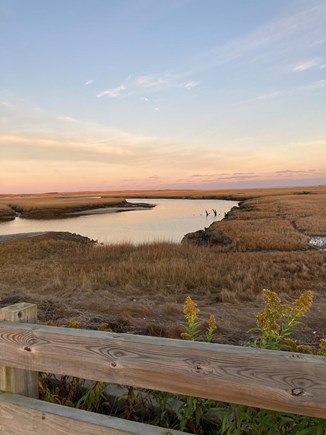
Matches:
[0,135,134,162]
[292,58,321,72]
[232,79,326,107]
[0,101,15,109]
[183,81,199,90]
[197,1,326,70]
[134,74,171,90]
[84,80,94,85]
[96,85,126,98]
[96,72,199,99]
[93,2,326,106]
[273,169,326,176]
[310,79,326,89]
[1,100,326,193]
[240,91,284,105]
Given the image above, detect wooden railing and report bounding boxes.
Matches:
[0,302,325,434]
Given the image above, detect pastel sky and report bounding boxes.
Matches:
[1,0,325,193]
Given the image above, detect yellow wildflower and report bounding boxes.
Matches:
[183,296,199,323]
[256,289,286,335]
[296,344,313,354]
[180,332,192,341]
[263,289,282,308]
[206,313,217,343]
[208,313,217,332]
[318,339,326,356]
[293,290,314,317]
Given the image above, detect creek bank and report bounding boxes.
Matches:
[0,210,15,222]
[67,202,155,216]
[0,231,97,245]
[4,200,155,220]
[182,203,242,247]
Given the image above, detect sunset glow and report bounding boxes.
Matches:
[1,0,325,193]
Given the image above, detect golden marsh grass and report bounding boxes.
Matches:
[0,185,325,343]
[0,237,325,343]
[0,203,14,220]
[0,196,126,218]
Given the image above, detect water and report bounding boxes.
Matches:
[0,198,238,244]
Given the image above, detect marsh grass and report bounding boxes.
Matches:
[1,239,323,298]
[216,219,309,251]
[4,196,126,218]
[0,203,15,220]
[78,185,326,200]
[200,189,326,251]
[0,185,325,339]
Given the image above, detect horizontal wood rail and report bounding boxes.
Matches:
[0,392,178,435]
[0,303,325,434]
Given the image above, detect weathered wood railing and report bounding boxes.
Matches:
[0,303,325,434]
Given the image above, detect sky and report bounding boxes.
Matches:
[0,0,325,194]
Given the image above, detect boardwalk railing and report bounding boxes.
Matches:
[0,302,325,434]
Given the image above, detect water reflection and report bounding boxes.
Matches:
[0,198,238,244]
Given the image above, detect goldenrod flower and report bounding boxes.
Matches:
[181,332,192,340]
[208,313,217,332]
[206,313,217,343]
[183,296,199,323]
[262,289,282,307]
[254,289,315,351]
[256,289,286,335]
[296,344,313,354]
[181,296,201,341]
[318,339,326,356]
[293,290,313,317]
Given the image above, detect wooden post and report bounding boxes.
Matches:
[0,302,38,398]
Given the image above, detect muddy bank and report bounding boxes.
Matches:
[1,198,154,220]
[0,231,96,245]
[0,209,15,222]
[182,195,320,252]
[67,202,155,216]
[182,203,242,247]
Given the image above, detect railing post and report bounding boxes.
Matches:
[0,302,38,398]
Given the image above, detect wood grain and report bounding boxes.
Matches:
[0,392,182,435]
[0,322,325,418]
[0,303,38,398]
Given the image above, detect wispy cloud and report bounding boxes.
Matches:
[197,1,326,70]
[96,85,126,98]
[96,72,199,99]
[292,58,321,72]
[231,79,325,107]
[1,101,325,193]
[84,79,94,85]
[183,81,199,90]
[134,74,172,90]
